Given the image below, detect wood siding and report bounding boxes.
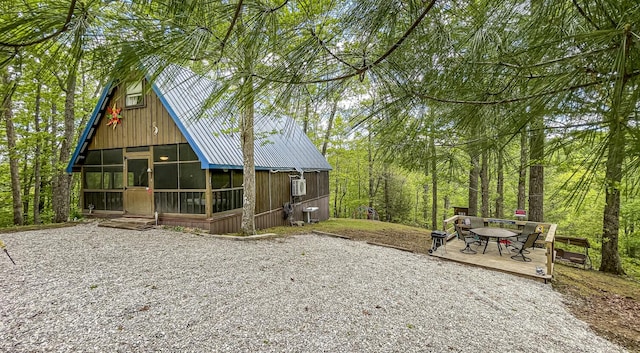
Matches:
[286,195,330,224]
[255,170,330,214]
[256,171,291,213]
[89,84,186,150]
[159,194,329,234]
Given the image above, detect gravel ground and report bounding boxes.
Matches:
[0,223,626,353]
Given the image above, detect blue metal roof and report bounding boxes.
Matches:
[67,64,332,173]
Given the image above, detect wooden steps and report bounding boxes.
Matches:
[99,217,155,230]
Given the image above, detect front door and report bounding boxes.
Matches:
[124,153,153,215]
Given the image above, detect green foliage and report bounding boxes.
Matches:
[70,208,84,221]
[1,0,640,275]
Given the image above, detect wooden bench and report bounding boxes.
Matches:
[555,236,592,269]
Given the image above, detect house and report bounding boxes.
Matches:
[66,64,332,233]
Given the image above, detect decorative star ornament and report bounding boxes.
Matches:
[106,103,123,129]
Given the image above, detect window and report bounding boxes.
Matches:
[83,149,123,189]
[85,150,101,165]
[154,144,178,162]
[84,167,103,189]
[103,166,124,189]
[210,169,243,213]
[127,159,149,187]
[232,170,243,187]
[82,148,124,211]
[179,143,198,161]
[211,170,231,189]
[125,81,144,107]
[154,164,178,189]
[180,162,206,189]
[103,149,123,165]
[153,143,205,214]
[211,169,243,189]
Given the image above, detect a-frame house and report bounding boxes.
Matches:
[67,64,331,233]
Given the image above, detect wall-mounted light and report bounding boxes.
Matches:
[160,156,169,161]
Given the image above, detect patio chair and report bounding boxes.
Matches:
[467,216,485,229]
[510,222,539,253]
[460,217,487,247]
[510,232,539,262]
[455,223,478,254]
[518,222,538,241]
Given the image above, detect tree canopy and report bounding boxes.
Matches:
[1,0,640,275]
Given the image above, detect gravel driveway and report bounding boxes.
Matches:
[0,223,626,352]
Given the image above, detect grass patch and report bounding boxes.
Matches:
[0,222,79,234]
[265,218,434,253]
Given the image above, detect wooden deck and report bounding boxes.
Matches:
[429,237,553,283]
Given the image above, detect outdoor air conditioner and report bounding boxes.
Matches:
[291,179,307,196]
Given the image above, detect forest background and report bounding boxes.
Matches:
[1,0,639,279]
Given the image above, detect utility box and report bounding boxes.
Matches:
[291,179,307,196]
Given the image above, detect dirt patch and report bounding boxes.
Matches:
[552,267,640,352]
[337,227,434,254]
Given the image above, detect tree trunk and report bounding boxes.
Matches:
[45,101,57,215]
[495,147,504,219]
[383,166,390,221]
[240,74,256,235]
[333,157,339,218]
[52,67,77,223]
[338,179,347,218]
[33,80,42,224]
[368,128,375,209]
[321,99,338,156]
[303,99,309,134]
[517,129,527,210]
[480,150,489,217]
[21,159,33,219]
[422,183,429,222]
[600,115,626,274]
[50,101,58,166]
[430,134,438,229]
[468,152,479,216]
[600,28,632,275]
[2,71,23,225]
[528,116,544,222]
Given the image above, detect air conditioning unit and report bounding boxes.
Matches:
[291,179,307,196]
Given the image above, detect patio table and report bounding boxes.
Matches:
[470,227,517,256]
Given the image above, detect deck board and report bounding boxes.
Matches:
[429,237,552,283]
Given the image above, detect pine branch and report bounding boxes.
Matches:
[0,47,18,68]
[214,0,244,65]
[572,0,600,30]
[0,0,77,48]
[254,0,438,84]
[266,0,288,13]
[309,28,359,71]
[415,79,606,105]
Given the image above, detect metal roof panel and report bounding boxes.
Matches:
[153,64,331,171]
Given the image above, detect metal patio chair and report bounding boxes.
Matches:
[510,232,539,262]
[456,223,479,254]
